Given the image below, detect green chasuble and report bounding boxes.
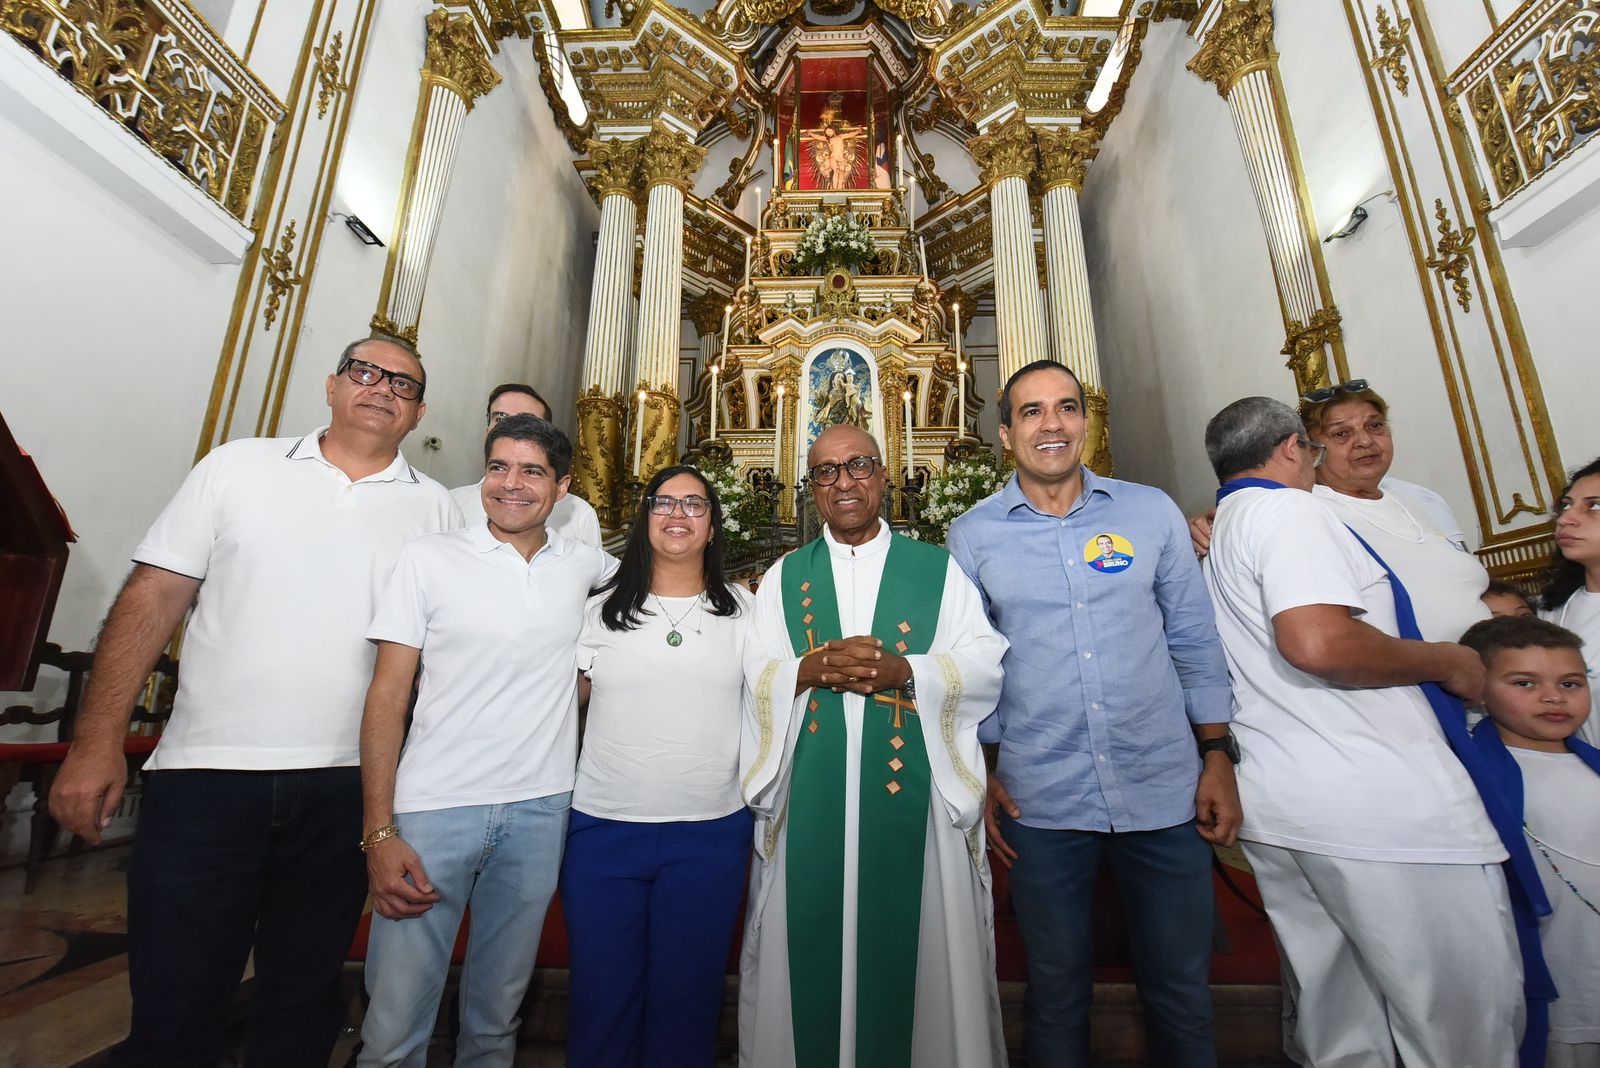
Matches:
[780,534,948,1068]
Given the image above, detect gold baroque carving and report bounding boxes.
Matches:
[313,30,348,119]
[1280,306,1342,396]
[917,150,953,204]
[968,114,1037,186]
[585,136,643,200]
[1425,198,1476,313]
[369,313,419,345]
[1035,126,1100,191]
[424,7,501,110]
[638,125,707,191]
[737,0,804,26]
[687,289,726,337]
[1186,0,1275,98]
[1369,6,1412,97]
[575,387,626,528]
[262,221,305,332]
[1083,383,1114,477]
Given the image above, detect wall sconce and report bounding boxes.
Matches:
[333,212,385,247]
[1324,191,1394,242]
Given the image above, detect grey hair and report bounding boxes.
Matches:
[1204,397,1305,482]
[338,335,425,387]
[484,413,573,479]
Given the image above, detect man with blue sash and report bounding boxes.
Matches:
[739,424,1009,1068]
[1201,397,1524,1067]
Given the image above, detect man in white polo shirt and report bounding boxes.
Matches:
[1200,396,1521,1066]
[451,382,601,547]
[356,414,614,1066]
[49,336,457,1067]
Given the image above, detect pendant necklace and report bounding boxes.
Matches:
[653,593,704,647]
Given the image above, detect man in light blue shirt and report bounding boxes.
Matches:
[946,360,1239,1068]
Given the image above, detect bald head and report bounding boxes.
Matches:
[808,423,880,468]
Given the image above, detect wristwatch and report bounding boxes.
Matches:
[1198,732,1241,765]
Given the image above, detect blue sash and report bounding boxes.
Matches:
[1218,478,1554,1067]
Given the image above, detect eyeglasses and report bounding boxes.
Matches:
[808,454,879,486]
[338,357,424,401]
[645,494,709,517]
[1297,437,1328,468]
[1300,378,1370,405]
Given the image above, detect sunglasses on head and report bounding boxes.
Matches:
[1300,378,1370,405]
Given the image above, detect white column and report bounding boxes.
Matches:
[970,116,1048,383]
[1040,183,1101,389]
[582,187,638,399]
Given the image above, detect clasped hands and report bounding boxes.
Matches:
[796,636,913,696]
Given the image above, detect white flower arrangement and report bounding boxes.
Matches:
[793,213,876,272]
[913,451,1009,546]
[699,459,771,564]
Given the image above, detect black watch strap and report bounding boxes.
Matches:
[1198,733,1240,764]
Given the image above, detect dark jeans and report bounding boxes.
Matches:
[1003,815,1218,1068]
[112,767,367,1068]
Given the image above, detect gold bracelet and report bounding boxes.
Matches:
[360,824,401,853]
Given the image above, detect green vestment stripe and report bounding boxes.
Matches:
[781,535,949,1068]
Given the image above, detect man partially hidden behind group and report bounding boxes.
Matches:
[739,424,1010,1067]
[49,337,457,1066]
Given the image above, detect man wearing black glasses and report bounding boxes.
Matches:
[50,335,458,1068]
[740,423,1011,1067]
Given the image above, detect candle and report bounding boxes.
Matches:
[754,184,762,228]
[902,389,914,483]
[709,363,720,441]
[774,384,785,475]
[744,235,752,286]
[633,389,647,476]
[896,133,904,192]
[954,301,964,434]
[773,136,781,190]
[919,236,928,277]
[907,176,917,229]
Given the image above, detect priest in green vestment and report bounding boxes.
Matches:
[739,425,1009,1068]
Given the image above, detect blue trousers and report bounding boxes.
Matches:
[358,793,570,1068]
[115,767,367,1068]
[561,807,752,1068]
[1003,816,1218,1068]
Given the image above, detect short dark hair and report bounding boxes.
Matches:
[1542,456,1600,613]
[998,360,1082,426]
[1204,397,1304,482]
[486,383,549,421]
[1459,615,1584,666]
[1483,579,1534,609]
[484,413,572,479]
[339,335,425,392]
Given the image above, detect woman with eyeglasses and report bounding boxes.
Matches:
[561,464,753,1068]
[1299,379,1491,643]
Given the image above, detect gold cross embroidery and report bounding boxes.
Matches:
[804,628,824,655]
[874,688,918,730]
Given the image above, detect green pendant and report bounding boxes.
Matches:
[666,629,683,647]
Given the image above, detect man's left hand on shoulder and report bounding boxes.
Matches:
[1194,753,1242,847]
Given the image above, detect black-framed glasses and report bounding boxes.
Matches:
[1297,437,1328,468]
[338,357,424,401]
[646,494,709,518]
[808,454,879,486]
[1300,378,1369,405]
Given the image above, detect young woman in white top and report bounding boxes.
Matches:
[1541,456,1600,747]
[1300,380,1492,643]
[562,464,753,1067]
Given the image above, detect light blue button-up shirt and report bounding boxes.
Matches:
[946,469,1232,832]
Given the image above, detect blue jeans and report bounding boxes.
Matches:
[114,767,367,1068]
[1003,816,1217,1068]
[358,793,571,1068]
[561,808,752,1068]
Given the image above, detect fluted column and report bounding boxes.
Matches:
[573,137,643,528]
[371,8,500,342]
[631,126,707,482]
[969,115,1048,384]
[685,291,724,443]
[1036,126,1113,474]
[1189,0,1345,395]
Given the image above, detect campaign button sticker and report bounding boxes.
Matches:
[1084,532,1135,574]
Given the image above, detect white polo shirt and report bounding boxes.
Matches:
[133,429,458,771]
[367,524,616,813]
[451,480,602,548]
[1205,485,1503,864]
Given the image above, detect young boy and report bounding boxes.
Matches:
[1482,579,1536,619]
[1461,616,1600,1067]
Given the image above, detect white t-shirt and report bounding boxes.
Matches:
[134,430,458,771]
[1511,747,1600,1044]
[1543,590,1600,748]
[1312,484,1490,644]
[451,480,602,548]
[367,525,617,812]
[574,584,753,821]
[1381,475,1469,549]
[1205,486,1503,863]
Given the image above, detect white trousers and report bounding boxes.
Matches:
[1242,842,1523,1068]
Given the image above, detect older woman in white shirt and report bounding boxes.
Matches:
[562,464,753,1068]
